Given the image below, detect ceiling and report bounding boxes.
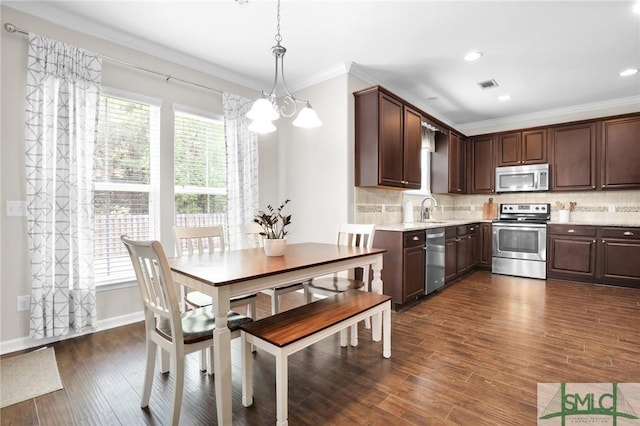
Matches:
[6,1,640,130]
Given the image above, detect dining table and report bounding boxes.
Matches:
[167,242,386,426]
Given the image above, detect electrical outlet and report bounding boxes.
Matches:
[6,201,26,217]
[17,295,30,312]
[608,204,616,213]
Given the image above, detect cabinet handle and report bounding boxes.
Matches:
[567,229,575,233]
[412,236,419,241]
[593,240,596,243]
[592,185,595,189]
[602,184,605,188]
[602,240,605,244]
[624,231,634,236]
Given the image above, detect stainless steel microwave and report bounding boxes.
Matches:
[495,163,549,193]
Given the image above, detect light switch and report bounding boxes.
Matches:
[6,201,26,217]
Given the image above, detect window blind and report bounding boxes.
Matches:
[94,94,160,285]
[174,110,227,229]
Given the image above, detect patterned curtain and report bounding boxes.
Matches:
[223,93,259,250]
[25,34,101,338]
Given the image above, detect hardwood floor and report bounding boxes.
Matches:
[2,271,640,425]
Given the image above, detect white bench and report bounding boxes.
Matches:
[239,289,392,426]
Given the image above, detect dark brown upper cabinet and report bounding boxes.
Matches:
[354,86,421,190]
[495,129,547,167]
[468,135,495,194]
[601,115,640,190]
[549,121,598,191]
[433,131,466,194]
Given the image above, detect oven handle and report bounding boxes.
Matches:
[493,223,548,232]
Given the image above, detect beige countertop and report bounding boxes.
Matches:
[376,219,639,232]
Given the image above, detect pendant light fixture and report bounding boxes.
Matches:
[247,0,322,133]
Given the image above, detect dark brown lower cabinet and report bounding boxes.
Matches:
[597,227,640,287]
[547,225,597,280]
[445,225,478,284]
[374,230,426,309]
[478,222,492,268]
[548,225,640,288]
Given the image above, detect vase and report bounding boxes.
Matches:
[558,209,570,223]
[264,238,286,256]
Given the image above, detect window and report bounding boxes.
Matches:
[94,93,160,285]
[174,110,227,229]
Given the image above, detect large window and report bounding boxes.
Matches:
[94,93,160,285]
[174,110,227,228]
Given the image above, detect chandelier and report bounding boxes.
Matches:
[247,0,322,133]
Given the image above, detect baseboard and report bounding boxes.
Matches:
[0,310,144,355]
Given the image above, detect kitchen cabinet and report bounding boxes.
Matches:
[495,129,547,167]
[374,230,425,309]
[433,131,466,194]
[549,121,598,191]
[445,225,476,283]
[547,225,597,280]
[477,222,492,269]
[468,135,495,194]
[601,115,640,190]
[547,225,640,288]
[597,227,640,287]
[354,86,422,189]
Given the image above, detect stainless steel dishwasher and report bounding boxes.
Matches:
[425,228,445,295]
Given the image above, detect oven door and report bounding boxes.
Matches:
[492,222,547,261]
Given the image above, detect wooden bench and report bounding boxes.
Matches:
[239,289,392,426]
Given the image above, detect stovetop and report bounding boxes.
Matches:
[494,203,551,223]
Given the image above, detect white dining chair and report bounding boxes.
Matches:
[121,236,252,426]
[243,222,312,314]
[307,223,377,331]
[173,225,257,372]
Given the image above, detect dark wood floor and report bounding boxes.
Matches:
[3,271,640,425]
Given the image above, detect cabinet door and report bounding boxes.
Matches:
[403,245,426,300]
[378,93,404,188]
[469,136,495,194]
[445,237,457,282]
[550,122,598,191]
[522,129,547,164]
[403,106,423,189]
[547,236,597,278]
[496,132,521,166]
[449,133,466,193]
[456,236,469,274]
[597,238,640,285]
[478,223,493,267]
[601,116,640,189]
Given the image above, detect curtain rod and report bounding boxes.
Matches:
[3,22,224,95]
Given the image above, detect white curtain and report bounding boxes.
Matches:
[25,34,101,338]
[223,93,259,250]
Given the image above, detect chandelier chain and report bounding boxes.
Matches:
[275,0,282,44]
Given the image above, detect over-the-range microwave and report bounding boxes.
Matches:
[495,163,549,193]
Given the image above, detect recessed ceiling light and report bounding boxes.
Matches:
[619,68,638,77]
[498,95,511,101]
[634,2,640,14]
[464,51,483,62]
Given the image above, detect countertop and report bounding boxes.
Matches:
[376,219,640,232]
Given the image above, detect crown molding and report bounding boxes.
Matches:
[457,96,640,136]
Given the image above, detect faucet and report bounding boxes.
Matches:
[420,196,438,222]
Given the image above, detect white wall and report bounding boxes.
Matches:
[0,6,281,352]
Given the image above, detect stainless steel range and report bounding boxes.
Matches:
[492,203,550,279]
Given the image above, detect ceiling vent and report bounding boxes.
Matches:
[477,79,499,90]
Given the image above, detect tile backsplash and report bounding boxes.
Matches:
[355,187,640,225]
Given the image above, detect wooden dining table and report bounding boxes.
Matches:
[167,242,386,426]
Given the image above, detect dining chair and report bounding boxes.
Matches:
[121,236,252,426]
[243,223,312,314]
[306,224,377,329]
[173,225,257,372]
